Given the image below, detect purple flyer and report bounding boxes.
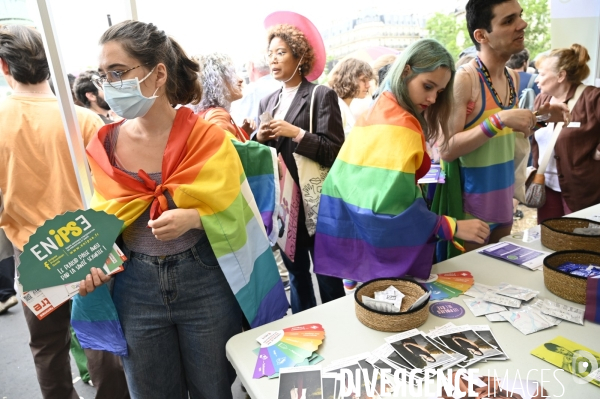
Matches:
[429,302,466,319]
[478,242,549,270]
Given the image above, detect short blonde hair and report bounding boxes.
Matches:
[537,44,590,85]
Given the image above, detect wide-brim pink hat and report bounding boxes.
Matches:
[264,11,326,82]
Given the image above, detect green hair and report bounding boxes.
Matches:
[380,39,456,144]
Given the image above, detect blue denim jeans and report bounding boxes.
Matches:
[282,245,345,314]
[113,235,243,399]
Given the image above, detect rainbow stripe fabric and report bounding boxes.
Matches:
[314,92,460,282]
[230,139,280,244]
[73,108,287,354]
[460,71,515,224]
[71,285,128,356]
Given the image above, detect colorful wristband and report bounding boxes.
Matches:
[489,113,505,130]
[480,118,500,138]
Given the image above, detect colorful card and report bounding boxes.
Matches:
[531,336,600,387]
[253,324,325,379]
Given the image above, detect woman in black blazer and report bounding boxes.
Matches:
[256,18,345,313]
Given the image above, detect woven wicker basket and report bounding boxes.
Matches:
[354,278,430,332]
[541,218,600,252]
[543,250,600,304]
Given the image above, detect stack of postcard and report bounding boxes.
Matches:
[427,323,509,367]
[461,282,585,334]
[277,324,509,398]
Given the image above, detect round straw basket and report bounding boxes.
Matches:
[543,250,600,304]
[541,218,600,252]
[354,278,430,332]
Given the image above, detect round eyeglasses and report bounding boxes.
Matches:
[92,63,150,90]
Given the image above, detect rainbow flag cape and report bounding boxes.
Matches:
[73,108,287,354]
[230,139,280,244]
[314,92,460,282]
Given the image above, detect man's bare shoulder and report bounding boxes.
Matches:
[453,67,476,105]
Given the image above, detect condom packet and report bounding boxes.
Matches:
[499,307,555,335]
[526,299,562,326]
[374,285,405,310]
[496,284,539,301]
[485,313,507,322]
[557,262,589,273]
[541,299,585,325]
[362,296,401,313]
[462,297,507,317]
[463,283,495,298]
[259,111,273,125]
[481,292,522,308]
[408,290,430,311]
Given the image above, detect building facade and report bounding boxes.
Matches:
[323,12,427,61]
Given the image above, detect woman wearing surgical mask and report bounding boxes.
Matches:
[328,58,374,136]
[81,20,286,398]
[256,12,346,314]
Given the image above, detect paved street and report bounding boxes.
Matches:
[0,303,97,398]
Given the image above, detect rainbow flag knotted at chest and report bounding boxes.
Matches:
[314,92,462,282]
[77,108,286,345]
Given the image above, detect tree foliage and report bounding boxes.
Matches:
[425,12,469,62]
[520,0,551,60]
[425,0,551,61]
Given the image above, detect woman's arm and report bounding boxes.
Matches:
[294,88,345,167]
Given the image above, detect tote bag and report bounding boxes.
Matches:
[293,85,330,237]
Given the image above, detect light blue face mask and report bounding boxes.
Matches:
[103,67,159,119]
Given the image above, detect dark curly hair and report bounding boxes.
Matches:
[267,24,315,78]
[329,58,374,100]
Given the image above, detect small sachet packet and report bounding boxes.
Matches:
[485,313,506,322]
[482,292,522,308]
[362,295,400,313]
[408,290,430,311]
[499,308,555,335]
[374,285,405,309]
[462,297,507,317]
[496,283,539,301]
[541,299,584,325]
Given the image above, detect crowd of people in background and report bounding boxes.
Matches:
[1,0,599,398]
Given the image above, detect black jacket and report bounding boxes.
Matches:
[257,78,344,250]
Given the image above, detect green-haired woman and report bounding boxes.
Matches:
[314,39,490,282]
